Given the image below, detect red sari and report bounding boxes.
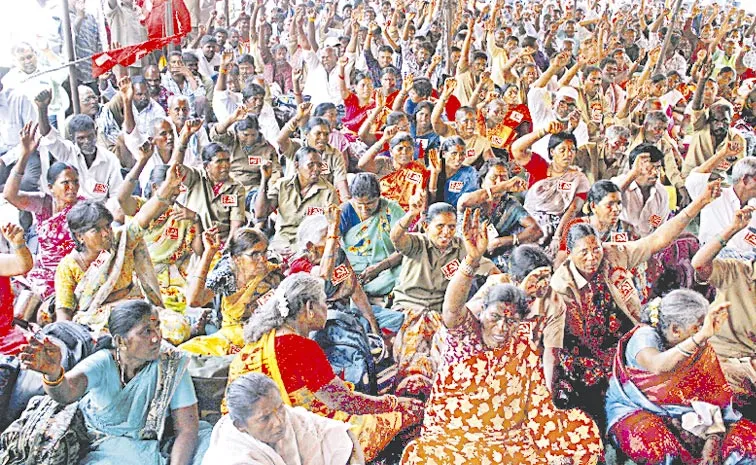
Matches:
[379,161,430,211]
[609,327,756,464]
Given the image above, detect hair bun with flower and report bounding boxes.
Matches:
[276,287,290,319]
[648,297,662,328]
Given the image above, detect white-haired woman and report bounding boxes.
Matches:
[606,290,756,464]
[203,372,364,465]
[225,273,424,462]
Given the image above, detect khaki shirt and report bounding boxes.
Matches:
[577,142,628,184]
[281,140,348,187]
[267,175,337,246]
[681,109,746,177]
[393,234,496,313]
[210,125,282,190]
[543,238,655,348]
[182,166,246,242]
[706,258,756,359]
[453,70,477,107]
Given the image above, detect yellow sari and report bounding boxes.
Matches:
[226,329,406,462]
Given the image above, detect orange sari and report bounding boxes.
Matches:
[379,161,429,211]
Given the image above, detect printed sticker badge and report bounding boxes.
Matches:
[442,259,461,280]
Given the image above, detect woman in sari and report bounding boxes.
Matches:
[428,137,478,208]
[512,121,590,256]
[358,132,429,211]
[411,102,440,161]
[0,223,34,355]
[402,210,603,465]
[339,173,406,299]
[225,273,424,462]
[606,290,756,464]
[204,372,364,465]
[3,122,82,302]
[17,300,210,465]
[542,179,721,430]
[340,70,377,136]
[457,159,541,270]
[179,227,283,356]
[52,167,186,333]
[118,141,202,316]
[478,86,533,159]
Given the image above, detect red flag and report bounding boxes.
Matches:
[91,0,191,77]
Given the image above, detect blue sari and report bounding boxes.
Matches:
[444,166,478,208]
[75,346,211,465]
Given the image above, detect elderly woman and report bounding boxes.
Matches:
[543,180,722,429]
[51,166,189,332]
[402,211,603,464]
[0,223,34,355]
[427,137,478,208]
[118,141,202,316]
[457,159,541,270]
[225,273,424,462]
[179,227,283,356]
[17,300,211,465]
[339,173,406,299]
[204,372,364,465]
[358,131,429,211]
[3,123,82,303]
[512,121,590,255]
[606,290,756,464]
[389,192,498,398]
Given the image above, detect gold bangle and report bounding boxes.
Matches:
[43,367,65,387]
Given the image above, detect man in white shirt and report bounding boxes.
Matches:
[687,152,756,256]
[301,36,355,108]
[612,144,671,238]
[0,69,39,191]
[35,90,123,202]
[528,85,589,160]
[127,76,167,137]
[4,43,69,124]
[161,52,206,114]
[194,35,221,80]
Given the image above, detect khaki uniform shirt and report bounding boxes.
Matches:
[682,109,746,177]
[281,140,348,187]
[543,238,655,348]
[705,258,756,359]
[210,125,282,190]
[267,175,337,246]
[182,166,246,242]
[393,235,496,313]
[453,70,477,107]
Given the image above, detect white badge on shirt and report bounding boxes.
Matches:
[557,181,573,192]
[331,264,351,285]
[611,232,628,243]
[256,290,275,307]
[490,135,504,146]
[448,181,464,193]
[405,171,422,185]
[649,214,663,229]
[744,231,756,248]
[487,224,499,241]
[510,111,523,123]
[466,148,477,159]
[441,259,461,280]
[248,156,262,166]
[221,194,237,207]
[306,206,325,216]
[165,227,179,241]
[93,183,108,195]
[611,268,635,302]
[321,162,331,175]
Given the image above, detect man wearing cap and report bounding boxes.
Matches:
[194,35,221,80]
[528,78,589,161]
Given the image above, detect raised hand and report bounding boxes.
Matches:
[19,335,63,379]
[698,179,723,206]
[296,102,312,121]
[408,187,427,218]
[500,177,527,193]
[170,202,198,223]
[546,120,565,134]
[461,208,488,261]
[427,148,441,173]
[202,227,221,252]
[630,153,651,178]
[136,138,154,164]
[19,122,40,155]
[699,302,730,340]
[260,159,273,180]
[325,204,341,228]
[442,77,457,97]
[163,163,185,190]
[118,75,133,100]
[1,223,25,248]
[35,89,52,109]
[730,206,754,232]
[382,125,400,141]
[232,104,249,122]
[221,50,235,69]
[402,73,415,93]
[183,118,204,137]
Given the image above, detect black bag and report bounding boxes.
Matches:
[312,308,378,395]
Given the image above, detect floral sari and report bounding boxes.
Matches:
[77,345,211,465]
[341,198,405,296]
[179,259,283,356]
[225,330,409,462]
[607,327,756,465]
[0,276,26,355]
[26,196,83,299]
[401,311,603,464]
[379,161,429,211]
[523,170,590,249]
[134,198,198,313]
[478,103,532,156]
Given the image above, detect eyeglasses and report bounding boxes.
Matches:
[240,250,266,260]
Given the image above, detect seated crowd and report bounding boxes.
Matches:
[1,0,756,463]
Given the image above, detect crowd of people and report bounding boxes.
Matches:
[0,0,756,463]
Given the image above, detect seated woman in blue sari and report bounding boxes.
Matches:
[18,300,211,465]
[428,136,478,208]
[339,173,406,299]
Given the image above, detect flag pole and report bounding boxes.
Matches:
[653,0,685,74]
[166,0,175,53]
[61,0,81,114]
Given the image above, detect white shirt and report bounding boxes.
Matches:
[3,67,69,116]
[686,171,756,253]
[612,175,671,238]
[39,128,124,201]
[527,87,589,161]
[301,49,354,108]
[133,99,167,137]
[193,49,221,80]
[0,89,37,163]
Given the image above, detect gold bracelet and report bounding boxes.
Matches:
[42,367,65,387]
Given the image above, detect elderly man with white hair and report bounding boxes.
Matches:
[687,155,756,256]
